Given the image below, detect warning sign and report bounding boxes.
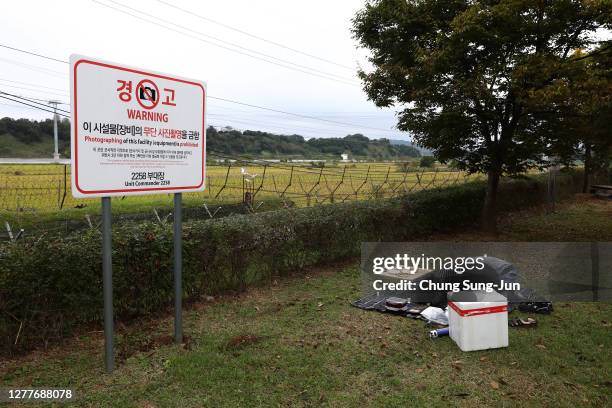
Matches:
[69,54,206,197]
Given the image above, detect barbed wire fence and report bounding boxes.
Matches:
[0,157,480,241]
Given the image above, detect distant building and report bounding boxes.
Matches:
[340,153,349,162]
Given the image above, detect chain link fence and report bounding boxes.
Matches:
[0,161,481,240]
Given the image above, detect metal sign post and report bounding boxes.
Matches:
[101,196,114,373]
[70,55,206,373]
[173,193,182,344]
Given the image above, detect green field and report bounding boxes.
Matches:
[0,162,482,230]
[1,196,610,407]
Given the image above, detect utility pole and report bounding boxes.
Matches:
[48,100,61,160]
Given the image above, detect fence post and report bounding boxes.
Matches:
[252,165,267,200]
[5,221,13,241]
[280,166,294,198]
[60,164,67,210]
[214,163,231,199]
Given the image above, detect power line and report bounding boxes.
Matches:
[4,86,387,136]
[0,82,69,98]
[0,95,70,118]
[154,0,354,71]
[19,95,69,106]
[207,114,348,137]
[3,88,401,151]
[0,78,68,93]
[0,44,67,64]
[0,91,412,166]
[0,91,70,113]
[0,99,420,179]
[0,101,58,113]
[93,0,358,86]
[105,0,356,84]
[0,44,400,133]
[0,97,416,178]
[0,56,66,78]
[208,96,395,132]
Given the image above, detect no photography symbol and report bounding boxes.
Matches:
[136,79,160,110]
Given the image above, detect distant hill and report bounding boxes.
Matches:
[0,117,421,160]
[208,127,421,160]
[0,117,71,158]
[389,138,433,156]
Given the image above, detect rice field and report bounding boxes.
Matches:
[0,162,480,212]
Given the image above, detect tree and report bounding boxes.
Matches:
[543,44,612,191]
[420,156,436,168]
[352,0,611,231]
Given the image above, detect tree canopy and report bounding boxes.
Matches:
[352,0,611,229]
[207,127,421,159]
[0,117,421,160]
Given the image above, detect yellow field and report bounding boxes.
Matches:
[0,162,483,213]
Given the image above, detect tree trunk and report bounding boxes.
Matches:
[583,143,591,193]
[481,170,500,233]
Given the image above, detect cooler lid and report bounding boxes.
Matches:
[448,290,507,310]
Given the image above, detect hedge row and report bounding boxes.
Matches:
[0,171,582,355]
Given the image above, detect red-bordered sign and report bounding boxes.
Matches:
[70,55,206,197]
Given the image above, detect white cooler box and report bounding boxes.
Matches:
[448,290,508,352]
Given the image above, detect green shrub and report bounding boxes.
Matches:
[0,171,582,355]
[419,156,436,168]
[402,171,582,234]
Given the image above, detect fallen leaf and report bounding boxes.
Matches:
[451,360,463,371]
[564,381,578,389]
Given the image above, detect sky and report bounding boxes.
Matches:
[0,0,409,141]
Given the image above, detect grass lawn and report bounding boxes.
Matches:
[433,194,612,242]
[1,195,611,407]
